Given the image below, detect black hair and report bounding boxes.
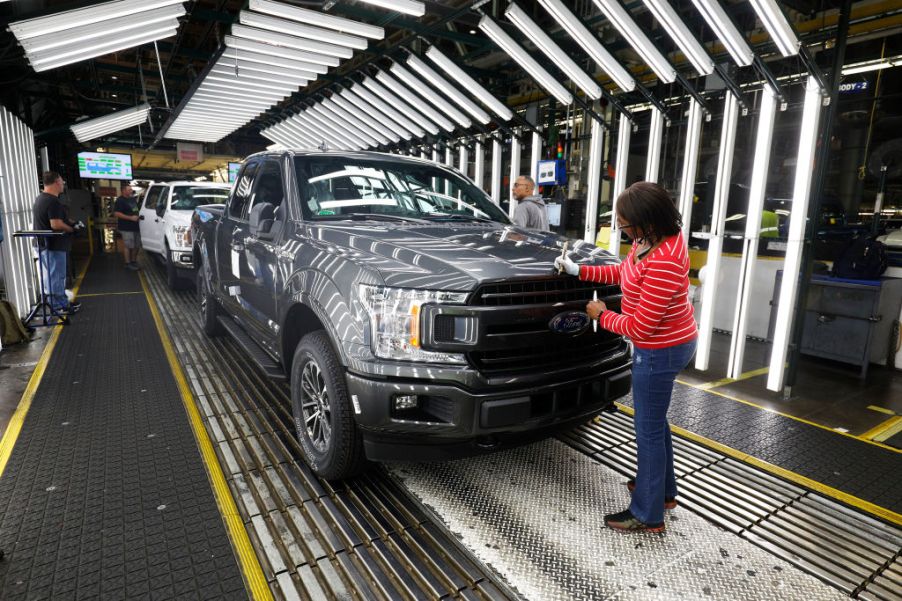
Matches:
[42,171,61,186]
[615,181,682,244]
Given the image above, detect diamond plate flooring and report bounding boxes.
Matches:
[618,384,902,513]
[387,439,848,601]
[0,256,246,600]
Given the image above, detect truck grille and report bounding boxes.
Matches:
[466,278,623,377]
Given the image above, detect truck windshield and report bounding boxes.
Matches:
[170,186,231,211]
[295,156,510,224]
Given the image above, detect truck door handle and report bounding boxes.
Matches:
[154,218,159,222]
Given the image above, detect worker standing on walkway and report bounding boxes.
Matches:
[113,185,141,270]
[32,171,79,315]
[555,182,697,532]
[511,175,549,231]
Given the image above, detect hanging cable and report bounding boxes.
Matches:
[858,38,886,181]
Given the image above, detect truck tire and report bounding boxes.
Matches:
[196,259,223,337]
[291,331,365,480]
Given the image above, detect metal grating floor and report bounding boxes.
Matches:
[142,260,515,600]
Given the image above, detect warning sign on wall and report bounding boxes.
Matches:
[177,142,204,162]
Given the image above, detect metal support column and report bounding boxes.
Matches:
[459,142,469,177]
[491,137,502,205]
[530,131,542,185]
[474,138,485,190]
[678,99,704,240]
[509,134,522,220]
[645,107,664,183]
[609,114,631,255]
[583,118,605,243]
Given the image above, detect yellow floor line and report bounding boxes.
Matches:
[866,405,896,416]
[77,291,144,298]
[695,366,770,390]
[610,404,902,527]
[0,257,91,480]
[860,416,902,443]
[674,378,901,454]
[139,272,273,601]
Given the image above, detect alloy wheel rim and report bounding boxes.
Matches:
[299,359,332,453]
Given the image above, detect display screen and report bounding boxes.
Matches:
[77,152,133,180]
[228,162,241,183]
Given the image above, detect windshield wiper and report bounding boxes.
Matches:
[317,213,428,223]
[423,214,495,223]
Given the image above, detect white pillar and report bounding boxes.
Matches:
[444,146,453,166]
[509,134,521,220]
[491,137,502,205]
[768,77,823,392]
[695,92,741,372]
[609,114,631,255]
[530,131,542,184]
[432,146,440,163]
[678,99,704,240]
[583,117,605,243]
[645,106,664,183]
[458,142,468,177]
[728,87,777,379]
[475,138,485,191]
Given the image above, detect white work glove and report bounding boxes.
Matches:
[554,255,580,276]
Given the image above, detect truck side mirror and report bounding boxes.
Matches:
[249,202,275,239]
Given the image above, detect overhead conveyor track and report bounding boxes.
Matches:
[141,258,515,600]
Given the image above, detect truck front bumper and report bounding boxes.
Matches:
[345,360,631,461]
[167,247,195,270]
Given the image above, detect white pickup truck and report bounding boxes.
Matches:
[138,181,231,288]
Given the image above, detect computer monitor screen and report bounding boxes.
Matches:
[77,152,133,180]
[228,162,241,183]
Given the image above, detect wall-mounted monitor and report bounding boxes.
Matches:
[228,162,241,183]
[77,152,133,180]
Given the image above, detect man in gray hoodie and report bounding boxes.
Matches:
[511,175,549,231]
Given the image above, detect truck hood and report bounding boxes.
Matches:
[309,221,620,290]
[165,210,194,228]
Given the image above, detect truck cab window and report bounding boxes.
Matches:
[245,160,284,221]
[229,162,259,221]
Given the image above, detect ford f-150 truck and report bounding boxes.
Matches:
[193,150,631,479]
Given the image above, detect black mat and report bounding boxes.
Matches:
[620,384,902,514]
[75,253,142,295]
[0,260,246,599]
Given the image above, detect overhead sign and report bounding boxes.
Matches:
[177,141,204,162]
[838,81,869,94]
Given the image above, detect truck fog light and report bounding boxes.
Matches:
[393,394,418,410]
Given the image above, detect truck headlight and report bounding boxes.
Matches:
[357,284,468,364]
[171,225,192,249]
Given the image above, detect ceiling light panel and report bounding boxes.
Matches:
[330,93,402,143]
[219,48,328,74]
[70,103,152,142]
[354,0,425,17]
[240,11,368,50]
[639,0,714,76]
[388,62,472,128]
[249,0,385,39]
[688,0,754,67]
[360,76,442,134]
[9,0,184,39]
[748,0,800,57]
[300,111,362,148]
[424,46,514,120]
[319,99,391,145]
[406,54,492,123]
[348,85,425,138]
[338,89,414,141]
[589,0,676,83]
[502,5,601,100]
[477,15,574,105]
[209,67,309,87]
[214,59,317,81]
[27,25,177,72]
[373,69,455,132]
[229,27,351,60]
[223,36,340,67]
[537,0,635,92]
[309,104,378,147]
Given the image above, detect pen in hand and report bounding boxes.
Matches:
[592,290,598,332]
[558,241,569,274]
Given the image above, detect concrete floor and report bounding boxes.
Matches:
[0,328,52,438]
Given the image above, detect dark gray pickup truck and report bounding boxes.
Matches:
[192,150,631,479]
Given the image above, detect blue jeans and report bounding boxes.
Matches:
[39,250,68,311]
[629,338,697,525]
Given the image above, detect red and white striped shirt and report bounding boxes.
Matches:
[580,232,697,349]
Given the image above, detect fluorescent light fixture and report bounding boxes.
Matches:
[537,0,635,93]
[474,139,485,190]
[530,131,542,184]
[215,57,317,81]
[841,56,901,75]
[491,137,502,205]
[678,99,704,240]
[748,0,800,57]
[688,0,754,67]
[609,114,631,255]
[347,84,425,138]
[17,4,183,54]
[28,25,177,71]
[389,61,472,128]
[330,93,402,143]
[223,36,340,67]
[406,54,493,123]
[727,86,777,379]
[639,0,714,76]
[293,113,351,149]
[220,48,328,74]
[299,110,363,150]
[203,74,300,94]
[231,24,352,59]
[645,107,664,183]
[590,0,675,83]
[319,100,390,145]
[306,110,368,149]
[478,15,573,105]
[310,104,378,147]
[191,93,277,109]
[768,77,822,392]
[508,136,521,219]
[276,119,318,147]
[239,10,368,50]
[374,69,455,132]
[424,46,514,120]
[695,92,740,372]
[209,67,309,88]
[503,4,601,100]
[194,82,288,102]
[459,143,469,177]
[249,0,384,39]
[583,118,605,242]
[354,0,425,17]
[9,0,184,40]
[360,76,440,135]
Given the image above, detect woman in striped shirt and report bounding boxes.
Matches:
[556,182,698,533]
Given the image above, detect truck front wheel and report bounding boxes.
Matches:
[196,259,223,337]
[291,331,365,480]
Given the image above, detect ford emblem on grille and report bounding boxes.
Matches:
[548,311,591,335]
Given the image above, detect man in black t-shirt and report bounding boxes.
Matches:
[32,171,79,313]
[113,185,141,270]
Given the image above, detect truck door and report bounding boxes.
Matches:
[240,158,286,350]
[138,184,167,254]
[216,161,258,316]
